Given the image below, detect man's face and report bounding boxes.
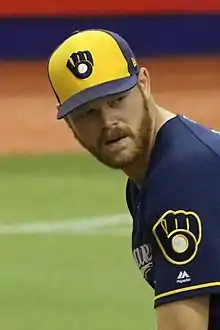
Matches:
[65,71,152,169]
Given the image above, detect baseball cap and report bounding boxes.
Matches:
[47,29,140,120]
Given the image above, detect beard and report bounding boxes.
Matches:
[74,95,153,170]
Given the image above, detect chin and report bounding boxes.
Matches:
[81,138,146,170]
[99,148,141,169]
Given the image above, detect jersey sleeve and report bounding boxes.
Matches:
[151,173,220,308]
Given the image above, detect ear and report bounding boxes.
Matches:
[138,67,151,99]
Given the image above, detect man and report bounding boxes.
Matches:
[47,29,220,329]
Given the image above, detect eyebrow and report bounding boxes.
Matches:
[66,105,95,120]
[67,90,131,119]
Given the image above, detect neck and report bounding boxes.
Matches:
[122,100,176,187]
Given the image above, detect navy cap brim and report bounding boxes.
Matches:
[57,75,138,120]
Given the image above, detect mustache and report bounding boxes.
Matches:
[97,126,133,146]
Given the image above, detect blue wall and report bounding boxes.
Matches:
[1,14,220,60]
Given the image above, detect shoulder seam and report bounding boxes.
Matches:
[180,118,220,165]
[155,281,220,300]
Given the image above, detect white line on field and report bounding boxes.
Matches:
[0,213,132,235]
[83,227,132,237]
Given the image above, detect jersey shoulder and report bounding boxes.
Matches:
[149,115,220,184]
[180,115,220,160]
[126,115,220,219]
[142,115,220,215]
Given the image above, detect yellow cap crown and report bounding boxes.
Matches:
[47,29,139,119]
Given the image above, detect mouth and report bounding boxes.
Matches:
[104,136,127,145]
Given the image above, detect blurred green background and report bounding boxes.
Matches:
[0,154,155,330]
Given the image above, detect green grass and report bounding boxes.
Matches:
[0,235,155,330]
[0,154,127,222]
[0,154,155,330]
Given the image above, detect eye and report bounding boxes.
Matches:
[83,108,96,116]
[109,94,127,108]
[76,108,98,119]
[116,95,127,103]
[117,96,126,102]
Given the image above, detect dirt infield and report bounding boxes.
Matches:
[0,56,220,154]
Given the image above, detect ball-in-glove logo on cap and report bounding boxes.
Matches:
[152,210,202,265]
[66,50,94,79]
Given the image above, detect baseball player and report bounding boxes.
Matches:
[47,29,220,329]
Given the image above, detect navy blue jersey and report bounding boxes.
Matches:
[126,115,220,329]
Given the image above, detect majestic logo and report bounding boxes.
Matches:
[153,210,202,265]
[133,244,153,280]
[66,50,94,79]
[177,270,191,284]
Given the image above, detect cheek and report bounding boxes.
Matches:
[124,98,145,127]
[72,121,99,146]
[126,111,144,134]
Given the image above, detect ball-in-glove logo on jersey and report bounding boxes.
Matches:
[66,50,94,79]
[153,210,202,265]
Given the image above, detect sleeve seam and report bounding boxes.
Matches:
[155,281,220,300]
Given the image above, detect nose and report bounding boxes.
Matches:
[99,104,118,127]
